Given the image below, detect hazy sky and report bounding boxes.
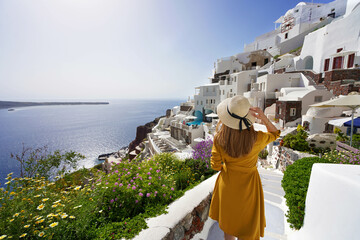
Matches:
[0,0,331,101]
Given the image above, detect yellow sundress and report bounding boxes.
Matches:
[209,130,280,240]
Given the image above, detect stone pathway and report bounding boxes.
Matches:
[199,167,288,240]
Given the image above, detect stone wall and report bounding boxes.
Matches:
[276,100,302,123]
[163,194,211,240]
[271,146,317,172]
[324,69,360,95]
[133,173,218,240]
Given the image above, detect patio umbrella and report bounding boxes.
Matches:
[344,117,360,128]
[193,137,205,142]
[310,94,360,146]
[206,113,218,118]
[328,117,353,127]
[185,115,197,120]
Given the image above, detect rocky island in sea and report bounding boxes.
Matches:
[0,100,109,110]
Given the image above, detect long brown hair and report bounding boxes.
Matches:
[214,120,258,158]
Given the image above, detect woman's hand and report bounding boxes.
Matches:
[250,107,278,133]
[249,107,267,123]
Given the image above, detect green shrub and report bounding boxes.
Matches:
[283,125,310,152]
[281,157,331,230]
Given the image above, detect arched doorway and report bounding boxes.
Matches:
[304,56,313,70]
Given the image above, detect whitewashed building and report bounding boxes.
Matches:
[244,0,348,56]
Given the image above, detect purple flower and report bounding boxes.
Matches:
[115,170,119,173]
[147,172,151,175]
[162,184,165,187]
[138,167,141,170]
[149,168,152,171]
[119,183,123,187]
[127,172,131,175]
[115,182,118,186]
[135,200,139,203]
[139,193,143,197]
[155,191,158,194]
[110,199,114,203]
[148,182,151,185]
[156,169,160,173]
[171,187,174,191]
[105,182,109,185]
[148,177,152,180]
[132,186,136,190]
[146,193,151,197]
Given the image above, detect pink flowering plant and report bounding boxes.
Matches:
[188,139,216,181]
[323,150,360,165]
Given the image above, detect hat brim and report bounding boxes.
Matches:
[217,98,256,130]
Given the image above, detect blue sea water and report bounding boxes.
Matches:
[0,99,182,184]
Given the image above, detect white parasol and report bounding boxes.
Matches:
[310,94,360,146]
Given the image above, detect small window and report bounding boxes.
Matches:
[251,62,257,67]
[219,90,221,95]
[336,48,343,53]
[264,58,269,65]
[295,9,299,13]
[197,100,199,105]
[314,96,323,102]
[213,87,215,92]
[206,88,209,92]
[230,89,233,92]
[201,101,203,105]
[206,99,208,104]
[214,99,216,104]
[278,108,282,115]
[285,33,288,39]
[331,8,335,12]
[290,108,296,116]
[234,76,237,82]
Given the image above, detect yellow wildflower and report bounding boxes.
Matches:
[49,222,58,228]
[37,204,45,210]
[13,213,20,217]
[53,200,61,204]
[74,186,81,190]
[38,219,45,224]
[61,214,68,219]
[34,195,41,198]
[5,176,12,180]
[51,204,57,208]
[21,210,25,213]
[42,198,49,202]
[0,235,7,240]
[24,224,30,228]
[19,233,27,238]
[8,172,13,176]
[38,232,45,237]
[69,216,75,219]
[9,219,14,222]
[5,181,11,185]
[73,205,82,209]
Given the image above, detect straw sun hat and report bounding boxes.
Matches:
[217,95,255,130]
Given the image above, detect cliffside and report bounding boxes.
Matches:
[128,116,165,153]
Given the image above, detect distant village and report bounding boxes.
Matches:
[104,0,360,171]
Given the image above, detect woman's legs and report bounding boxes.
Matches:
[224,232,236,240]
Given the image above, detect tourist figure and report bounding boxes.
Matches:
[209,95,280,240]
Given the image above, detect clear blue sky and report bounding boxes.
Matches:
[0,0,331,101]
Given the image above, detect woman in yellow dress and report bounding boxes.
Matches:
[209,96,280,240]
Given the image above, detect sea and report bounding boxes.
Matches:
[0,99,182,184]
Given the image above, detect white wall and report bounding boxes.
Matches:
[291,164,360,240]
[194,84,220,113]
[301,89,334,115]
[299,3,360,72]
